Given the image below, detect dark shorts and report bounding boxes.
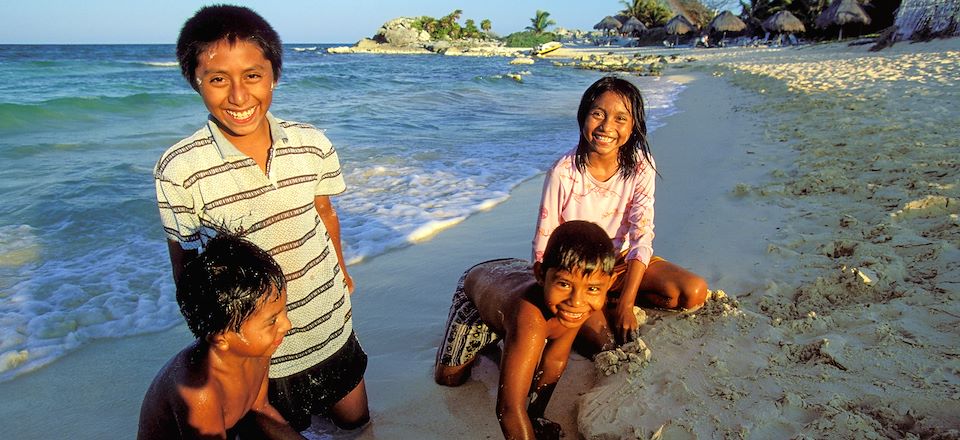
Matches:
[268,331,368,431]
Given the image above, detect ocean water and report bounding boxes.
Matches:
[0,44,683,381]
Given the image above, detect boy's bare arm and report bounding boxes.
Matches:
[247,376,305,439]
[314,195,354,293]
[496,304,547,440]
[250,372,304,438]
[526,329,577,420]
[166,239,198,285]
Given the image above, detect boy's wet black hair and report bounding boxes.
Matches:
[176,232,286,340]
[176,4,283,92]
[575,76,654,179]
[539,220,617,278]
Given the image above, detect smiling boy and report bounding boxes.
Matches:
[435,221,616,439]
[137,233,303,439]
[155,5,368,432]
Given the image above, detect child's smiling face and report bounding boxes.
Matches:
[540,267,610,329]
[195,38,275,150]
[581,91,634,159]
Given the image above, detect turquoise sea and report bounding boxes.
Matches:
[0,44,683,381]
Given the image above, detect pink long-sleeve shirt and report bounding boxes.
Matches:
[532,148,655,265]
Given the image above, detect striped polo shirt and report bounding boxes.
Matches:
[155,113,353,378]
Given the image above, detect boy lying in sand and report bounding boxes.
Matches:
[137,233,304,439]
[435,221,616,439]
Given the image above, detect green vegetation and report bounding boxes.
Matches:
[618,0,715,28]
[673,0,715,27]
[501,31,558,47]
[410,10,492,40]
[404,8,558,47]
[739,0,846,35]
[526,10,556,34]
[500,9,558,48]
[620,0,673,27]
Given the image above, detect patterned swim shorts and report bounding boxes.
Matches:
[435,266,502,367]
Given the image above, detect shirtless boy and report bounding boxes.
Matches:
[435,220,616,439]
[137,233,303,439]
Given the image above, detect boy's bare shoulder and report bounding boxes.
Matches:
[464,259,542,331]
[139,343,224,439]
[142,344,217,415]
[466,258,533,285]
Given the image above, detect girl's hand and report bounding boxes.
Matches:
[612,306,639,344]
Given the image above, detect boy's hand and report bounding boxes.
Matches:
[532,417,563,440]
[343,271,355,294]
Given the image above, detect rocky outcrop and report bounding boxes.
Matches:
[327,38,431,55]
[327,16,528,57]
[550,52,694,76]
[373,17,432,46]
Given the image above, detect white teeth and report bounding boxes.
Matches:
[594,134,614,142]
[226,107,256,120]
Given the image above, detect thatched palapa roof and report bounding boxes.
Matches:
[665,14,697,35]
[594,16,623,31]
[763,10,806,33]
[709,11,747,33]
[621,16,648,34]
[815,0,872,28]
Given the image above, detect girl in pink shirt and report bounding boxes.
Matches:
[532,76,708,355]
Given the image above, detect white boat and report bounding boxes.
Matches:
[532,41,563,56]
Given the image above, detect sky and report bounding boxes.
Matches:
[0,0,651,44]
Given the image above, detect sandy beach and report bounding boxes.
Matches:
[1,38,958,439]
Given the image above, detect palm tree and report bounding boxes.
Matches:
[481,19,492,32]
[621,0,644,18]
[619,0,673,27]
[526,10,556,34]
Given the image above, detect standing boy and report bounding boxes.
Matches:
[435,221,616,439]
[155,5,368,431]
[137,232,303,439]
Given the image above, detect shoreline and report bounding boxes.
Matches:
[0,57,757,439]
[578,38,960,438]
[1,38,957,438]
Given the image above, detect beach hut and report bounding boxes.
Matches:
[665,14,697,45]
[594,16,623,34]
[763,10,806,35]
[594,15,623,45]
[762,10,806,45]
[815,0,872,40]
[708,10,747,41]
[621,16,648,36]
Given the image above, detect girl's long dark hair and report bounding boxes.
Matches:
[575,76,654,179]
